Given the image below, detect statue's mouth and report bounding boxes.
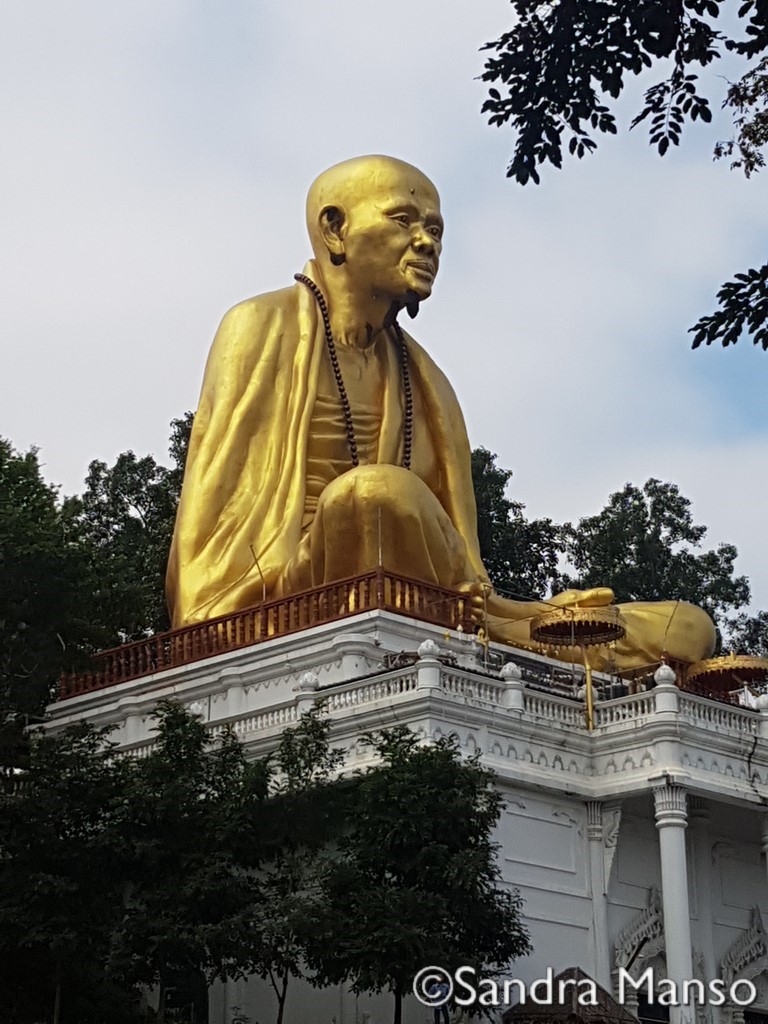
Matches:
[406,261,436,279]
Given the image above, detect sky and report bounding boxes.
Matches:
[2,2,767,609]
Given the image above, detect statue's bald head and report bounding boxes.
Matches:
[305,155,443,306]
[306,155,441,260]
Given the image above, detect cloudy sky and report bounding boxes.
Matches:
[3,2,767,608]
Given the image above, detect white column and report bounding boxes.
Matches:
[690,797,718,1024]
[654,782,694,1024]
[416,640,442,692]
[587,801,612,990]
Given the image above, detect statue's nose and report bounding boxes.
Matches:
[412,227,436,252]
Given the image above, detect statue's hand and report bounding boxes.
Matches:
[548,587,615,609]
[456,580,493,625]
[457,582,615,629]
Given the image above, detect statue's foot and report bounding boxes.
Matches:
[607,600,717,675]
[481,587,716,678]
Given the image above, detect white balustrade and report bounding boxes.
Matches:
[523,691,585,727]
[593,693,656,727]
[678,694,758,736]
[439,669,503,704]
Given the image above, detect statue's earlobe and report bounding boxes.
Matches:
[319,205,346,265]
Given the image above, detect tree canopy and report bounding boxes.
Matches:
[480,0,768,349]
[0,441,107,771]
[472,447,565,598]
[561,478,750,621]
[0,416,192,768]
[304,727,531,1024]
[0,705,528,1024]
[74,412,193,639]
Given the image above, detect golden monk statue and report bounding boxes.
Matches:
[167,154,715,674]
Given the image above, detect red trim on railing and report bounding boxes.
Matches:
[57,568,473,700]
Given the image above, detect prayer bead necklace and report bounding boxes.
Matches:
[294,273,413,470]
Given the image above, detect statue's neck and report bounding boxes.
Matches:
[319,271,396,349]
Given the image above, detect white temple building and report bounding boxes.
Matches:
[49,600,768,1024]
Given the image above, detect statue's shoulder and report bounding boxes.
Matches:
[207,285,299,361]
[201,284,300,386]
[218,284,298,331]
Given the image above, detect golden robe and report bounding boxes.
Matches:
[167,262,489,627]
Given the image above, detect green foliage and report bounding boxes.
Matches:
[246,707,346,1024]
[481,0,766,180]
[562,478,751,624]
[0,416,194,770]
[728,609,768,655]
[690,263,768,350]
[108,700,269,1007]
[0,703,269,1023]
[472,447,565,598]
[1,705,528,1024]
[306,727,531,1024]
[74,412,193,640]
[470,452,756,638]
[716,54,768,176]
[479,0,768,348]
[0,439,106,770]
[0,723,142,1023]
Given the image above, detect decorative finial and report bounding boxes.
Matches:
[293,670,319,692]
[500,662,522,682]
[654,663,676,686]
[418,639,440,659]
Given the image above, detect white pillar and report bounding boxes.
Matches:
[416,639,442,692]
[587,801,612,989]
[499,661,524,711]
[690,797,719,1024]
[653,782,694,1024]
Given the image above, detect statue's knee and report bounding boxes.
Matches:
[320,465,422,516]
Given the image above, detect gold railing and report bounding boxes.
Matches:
[58,568,473,700]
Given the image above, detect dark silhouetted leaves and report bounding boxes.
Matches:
[479,0,767,349]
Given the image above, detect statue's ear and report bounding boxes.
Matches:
[319,205,346,265]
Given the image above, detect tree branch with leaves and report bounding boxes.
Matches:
[480,0,768,348]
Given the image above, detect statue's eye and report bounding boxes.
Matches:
[392,213,411,227]
[428,225,442,240]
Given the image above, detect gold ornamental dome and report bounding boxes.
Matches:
[530,606,626,649]
[685,653,768,699]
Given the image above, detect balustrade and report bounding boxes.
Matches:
[58,570,473,700]
[678,694,758,736]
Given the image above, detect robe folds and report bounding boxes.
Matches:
[166,262,489,628]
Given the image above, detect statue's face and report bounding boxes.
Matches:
[341,167,443,303]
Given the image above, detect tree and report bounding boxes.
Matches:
[472,447,566,598]
[0,440,107,771]
[246,706,345,1024]
[108,700,268,1022]
[306,727,531,1024]
[0,723,141,1024]
[74,412,193,640]
[480,0,768,349]
[728,609,768,655]
[562,478,751,629]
